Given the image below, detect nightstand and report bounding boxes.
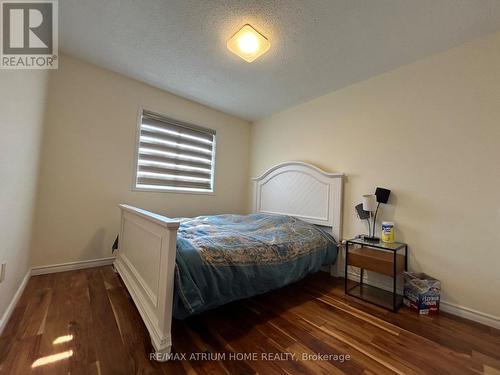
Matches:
[345,238,408,311]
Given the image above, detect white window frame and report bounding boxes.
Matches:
[132,107,216,195]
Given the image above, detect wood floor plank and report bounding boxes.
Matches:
[1,266,499,375]
[106,279,164,374]
[86,267,132,374]
[67,270,96,375]
[245,297,398,375]
[30,270,86,375]
[292,295,476,374]
[173,321,231,375]
[186,317,257,375]
[1,335,42,375]
[309,274,500,359]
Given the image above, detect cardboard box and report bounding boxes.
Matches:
[403,272,441,315]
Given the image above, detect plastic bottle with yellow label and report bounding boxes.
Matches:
[381,222,395,243]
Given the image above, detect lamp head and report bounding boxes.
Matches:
[355,203,370,220]
[362,194,378,212]
[375,187,391,204]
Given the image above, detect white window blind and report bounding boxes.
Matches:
[134,110,216,192]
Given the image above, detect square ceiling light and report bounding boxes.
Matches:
[227,24,270,63]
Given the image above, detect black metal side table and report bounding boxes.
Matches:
[345,238,408,312]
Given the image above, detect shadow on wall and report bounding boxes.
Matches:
[81,228,107,260]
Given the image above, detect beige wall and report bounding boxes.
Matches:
[0,70,48,325]
[250,31,500,318]
[30,54,251,267]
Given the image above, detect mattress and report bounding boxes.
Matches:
[173,213,338,318]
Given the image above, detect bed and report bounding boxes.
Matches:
[173,213,338,319]
[114,161,344,360]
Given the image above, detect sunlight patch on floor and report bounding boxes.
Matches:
[31,350,73,368]
[53,334,73,345]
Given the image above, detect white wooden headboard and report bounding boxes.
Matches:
[252,161,344,242]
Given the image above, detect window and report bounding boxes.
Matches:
[134,110,216,193]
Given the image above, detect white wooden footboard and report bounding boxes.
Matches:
[113,204,180,360]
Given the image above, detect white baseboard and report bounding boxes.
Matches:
[0,270,31,336]
[30,257,115,276]
[344,268,500,329]
[439,301,500,329]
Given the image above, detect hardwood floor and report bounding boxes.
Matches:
[0,267,499,375]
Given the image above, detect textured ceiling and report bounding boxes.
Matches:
[60,0,500,121]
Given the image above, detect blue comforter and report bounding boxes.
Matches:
[173,213,337,318]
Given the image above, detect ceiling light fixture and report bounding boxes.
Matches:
[227,24,270,63]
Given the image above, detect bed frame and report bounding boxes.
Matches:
[114,161,344,359]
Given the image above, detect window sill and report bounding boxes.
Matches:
[131,186,215,196]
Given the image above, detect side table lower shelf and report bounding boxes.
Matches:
[346,282,404,311]
[345,239,408,312]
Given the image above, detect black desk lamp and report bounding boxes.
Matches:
[356,187,391,242]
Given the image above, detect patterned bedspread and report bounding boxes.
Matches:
[173,213,338,318]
